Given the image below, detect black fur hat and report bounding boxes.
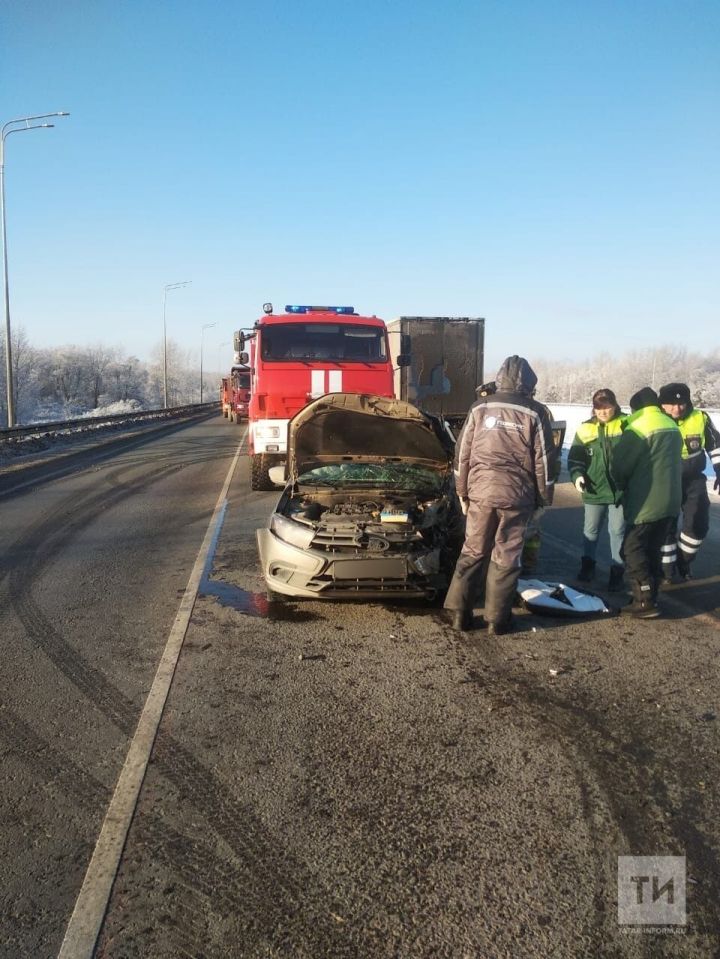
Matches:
[658,382,691,405]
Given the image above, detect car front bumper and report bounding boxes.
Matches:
[256,528,443,599]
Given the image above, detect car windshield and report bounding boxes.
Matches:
[261,323,387,362]
[297,462,443,491]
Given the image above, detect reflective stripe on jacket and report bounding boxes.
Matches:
[456,395,556,509]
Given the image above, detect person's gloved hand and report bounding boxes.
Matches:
[460,497,469,516]
[574,476,586,493]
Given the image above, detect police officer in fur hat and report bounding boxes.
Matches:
[658,382,720,580]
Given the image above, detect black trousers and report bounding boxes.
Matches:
[623,516,677,586]
[661,473,710,568]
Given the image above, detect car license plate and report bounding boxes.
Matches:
[331,558,407,580]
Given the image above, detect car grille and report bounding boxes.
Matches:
[306,576,425,595]
[311,523,420,552]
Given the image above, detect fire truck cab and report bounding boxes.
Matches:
[237,304,405,490]
[228,364,251,422]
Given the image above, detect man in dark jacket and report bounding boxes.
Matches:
[611,387,682,618]
[443,356,556,634]
[658,381,720,580]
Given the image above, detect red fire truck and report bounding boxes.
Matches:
[236,304,408,489]
[227,364,251,422]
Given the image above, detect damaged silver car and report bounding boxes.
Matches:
[256,393,463,600]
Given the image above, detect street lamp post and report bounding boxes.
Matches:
[1,111,69,427]
[200,322,217,403]
[162,280,191,408]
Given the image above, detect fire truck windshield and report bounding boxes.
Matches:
[261,323,387,362]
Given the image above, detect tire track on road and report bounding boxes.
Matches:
[4,456,352,958]
[454,633,720,952]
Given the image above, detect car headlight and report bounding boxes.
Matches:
[256,425,281,439]
[270,513,316,549]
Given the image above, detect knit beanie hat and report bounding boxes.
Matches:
[629,387,659,412]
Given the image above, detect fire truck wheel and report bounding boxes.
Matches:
[223,408,228,418]
[251,454,274,491]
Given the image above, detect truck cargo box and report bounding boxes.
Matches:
[387,316,484,424]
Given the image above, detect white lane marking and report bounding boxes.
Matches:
[58,434,245,958]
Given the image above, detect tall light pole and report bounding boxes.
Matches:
[1,111,69,426]
[199,322,216,403]
[162,280,190,408]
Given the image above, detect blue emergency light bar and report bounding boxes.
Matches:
[285,305,356,315]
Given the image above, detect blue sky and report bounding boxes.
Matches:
[2,0,718,374]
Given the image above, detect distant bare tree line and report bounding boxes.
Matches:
[533,345,720,408]
[3,332,718,426]
[0,328,213,426]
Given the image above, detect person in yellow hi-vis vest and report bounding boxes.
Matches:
[658,382,720,581]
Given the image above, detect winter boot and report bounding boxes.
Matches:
[484,561,521,634]
[608,564,625,592]
[661,562,677,586]
[487,618,515,637]
[676,550,693,581]
[621,581,660,619]
[650,576,660,604]
[447,609,474,632]
[577,556,596,583]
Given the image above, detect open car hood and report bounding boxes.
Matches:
[286,393,455,479]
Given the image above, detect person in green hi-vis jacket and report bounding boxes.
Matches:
[568,387,626,591]
[611,387,682,619]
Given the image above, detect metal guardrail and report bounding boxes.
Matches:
[0,402,220,441]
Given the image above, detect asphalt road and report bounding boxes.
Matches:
[1,416,718,958]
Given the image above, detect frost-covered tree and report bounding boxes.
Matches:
[0,326,40,426]
[106,356,148,404]
[147,339,196,407]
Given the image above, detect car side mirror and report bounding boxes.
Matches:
[239,351,249,365]
[268,465,286,486]
[396,354,411,368]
